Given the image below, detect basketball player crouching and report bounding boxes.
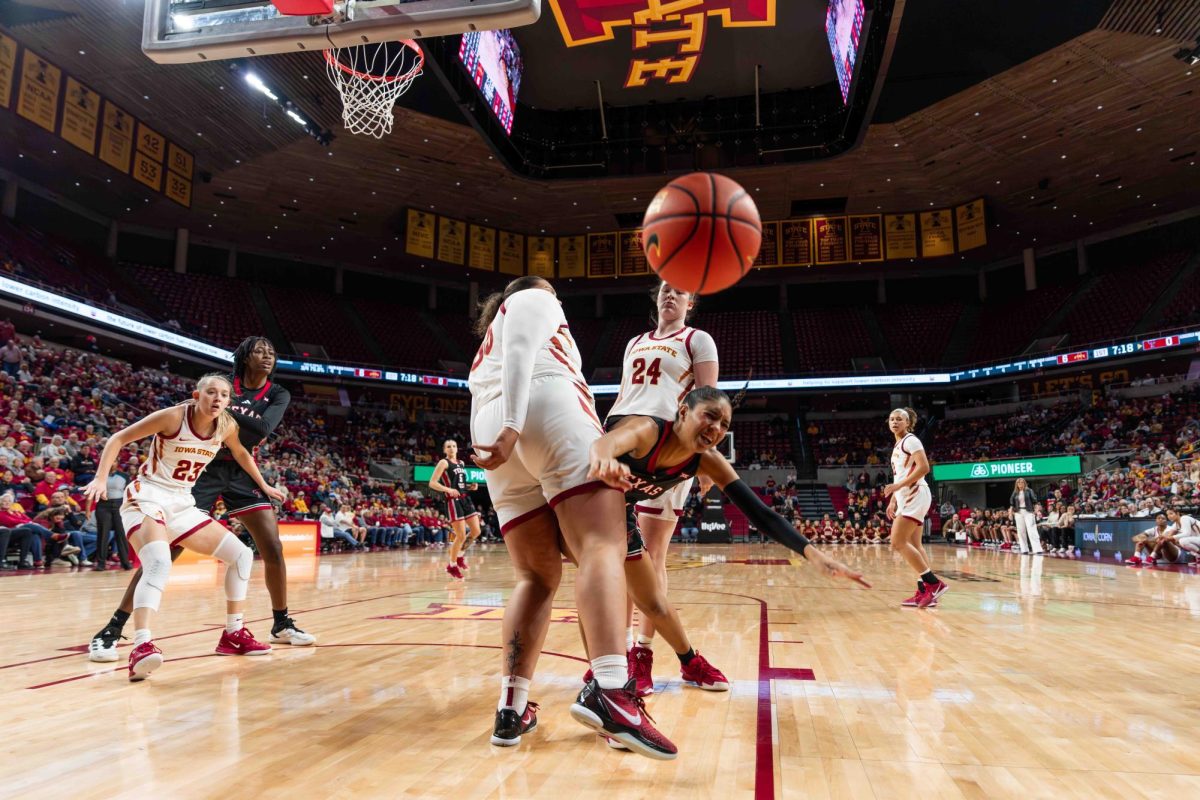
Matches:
[83,374,285,681]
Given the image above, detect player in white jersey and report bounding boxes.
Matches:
[607,281,718,694]
[1163,509,1200,562]
[883,407,947,609]
[469,276,677,760]
[83,374,285,682]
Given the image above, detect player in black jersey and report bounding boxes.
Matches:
[88,337,314,662]
[428,439,482,579]
[590,387,869,584]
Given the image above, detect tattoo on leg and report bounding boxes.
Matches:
[506,630,523,676]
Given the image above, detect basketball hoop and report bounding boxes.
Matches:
[324,39,423,138]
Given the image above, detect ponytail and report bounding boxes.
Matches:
[474,275,550,339]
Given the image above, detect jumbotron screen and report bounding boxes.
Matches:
[458,29,523,135]
[825,0,864,104]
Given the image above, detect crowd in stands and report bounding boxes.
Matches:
[0,332,498,570]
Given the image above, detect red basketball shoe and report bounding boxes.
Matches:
[457,556,468,570]
[680,652,729,691]
[215,627,272,656]
[1145,556,1157,566]
[628,645,655,697]
[570,679,677,760]
[1126,556,1143,566]
[918,581,948,608]
[128,641,163,682]
[490,701,539,747]
[901,584,927,607]
[446,563,463,579]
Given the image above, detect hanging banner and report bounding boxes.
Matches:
[956,198,987,251]
[618,230,649,276]
[98,100,134,173]
[136,121,166,162]
[558,235,586,277]
[437,217,466,265]
[0,33,18,109]
[753,221,781,267]
[884,213,917,260]
[848,214,883,262]
[527,235,555,278]
[59,76,100,155]
[167,142,194,179]
[468,224,497,271]
[781,219,813,265]
[920,209,955,257]
[405,209,436,259]
[587,232,618,278]
[498,231,524,275]
[16,49,61,132]
[814,216,849,265]
[131,150,163,192]
[164,169,192,208]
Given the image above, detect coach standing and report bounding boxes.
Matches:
[1010,477,1043,555]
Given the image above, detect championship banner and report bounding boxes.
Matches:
[956,198,987,251]
[780,219,812,265]
[0,33,18,109]
[527,235,555,278]
[920,209,954,257]
[131,150,163,192]
[814,216,849,265]
[558,235,586,277]
[618,230,649,276]
[16,49,61,132]
[98,100,134,173]
[167,143,194,179]
[587,232,618,278]
[849,214,883,262]
[59,76,100,154]
[468,224,497,271]
[436,217,466,265]
[884,213,917,260]
[753,221,781,267]
[135,121,166,162]
[498,230,524,275]
[405,209,436,259]
[164,170,192,208]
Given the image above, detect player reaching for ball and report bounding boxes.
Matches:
[883,408,948,608]
[428,439,482,579]
[607,280,719,696]
[82,374,286,682]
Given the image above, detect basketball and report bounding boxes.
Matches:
[641,172,762,295]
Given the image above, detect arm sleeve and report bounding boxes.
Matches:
[688,330,719,365]
[228,386,291,445]
[724,479,811,558]
[500,290,562,434]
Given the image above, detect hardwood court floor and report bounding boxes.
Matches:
[4,543,1200,800]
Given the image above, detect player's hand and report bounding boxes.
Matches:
[806,548,871,588]
[446,489,462,499]
[472,428,519,470]
[588,453,632,492]
[264,486,286,503]
[882,482,900,498]
[886,499,897,520]
[82,478,107,511]
[467,483,478,492]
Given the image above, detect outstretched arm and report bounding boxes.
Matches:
[84,406,182,507]
[700,450,870,587]
[587,416,659,491]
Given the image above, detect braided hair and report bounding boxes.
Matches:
[232,336,276,382]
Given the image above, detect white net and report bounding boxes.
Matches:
[324,40,423,138]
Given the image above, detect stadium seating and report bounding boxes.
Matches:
[264,285,376,363]
[965,285,1073,364]
[695,311,784,376]
[874,301,963,368]
[792,307,874,373]
[132,264,266,349]
[1160,266,1200,328]
[352,299,449,369]
[1060,252,1186,343]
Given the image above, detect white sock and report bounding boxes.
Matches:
[636,634,654,651]
[134,628,151,646]
[226,613,244,634]
[498,675,531,715]
[591,654,628,690]
[625,629,634,651]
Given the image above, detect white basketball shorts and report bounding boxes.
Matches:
[120,478,214,546]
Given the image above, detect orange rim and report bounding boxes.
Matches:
[323,39,424,83]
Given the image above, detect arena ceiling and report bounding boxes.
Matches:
[0,0,1198,286]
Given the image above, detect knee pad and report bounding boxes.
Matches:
[133,539,173,612]
[212,533,253,602]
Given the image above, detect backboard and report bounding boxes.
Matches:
[143,0,542,64]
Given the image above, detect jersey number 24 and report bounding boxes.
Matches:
[631,357,662,385]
